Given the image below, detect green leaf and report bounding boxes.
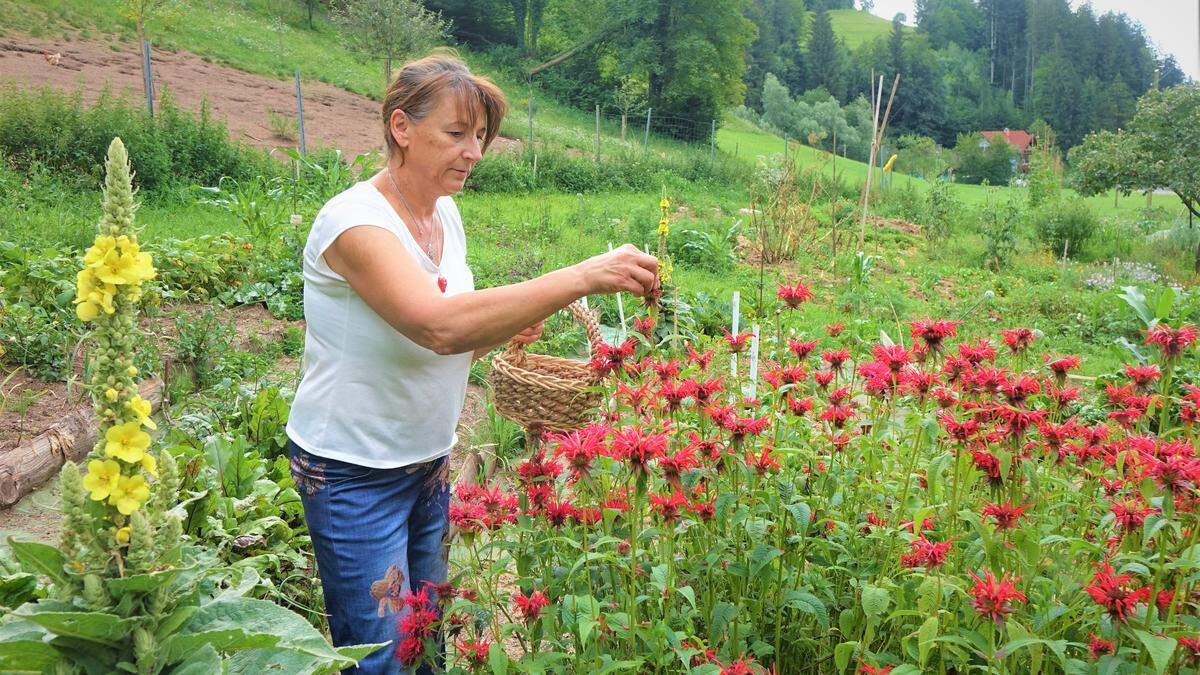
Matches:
[1133,630,1176,675]
[676,585,696,610]
[488,640,508,675]
[7,539,67,587]
[710,602,737,642]
[782,590,829,631]
[166,597,355,665]
[0,628,59,672]
[226,648,327,673]
[785,503,812,535]
[834,641,858,673]
[13,606,137,645]
[169,644,223,675]
[861,585,891,617]
[1156,286,1176,321]
[748,544,782,579]
[916,578,939,614]
[0,574,38,609]
[1118,286,1155,328]
[918,616,938,666]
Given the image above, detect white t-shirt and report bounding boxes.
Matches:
[285,181,473,469]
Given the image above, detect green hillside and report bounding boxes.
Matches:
[826,8,898,49]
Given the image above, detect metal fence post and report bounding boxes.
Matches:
[142,40,154,117]
[595,104,601,163]
[709,119,715,169]
[294,69,307,156]
[642,107,652,161]
[527,83,534,154]
[783,134,788,163]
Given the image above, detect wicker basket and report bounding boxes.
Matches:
[489,302,604,434]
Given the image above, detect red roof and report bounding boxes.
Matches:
[981,129,1035,152]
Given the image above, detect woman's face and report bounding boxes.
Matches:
[390,92,487,198]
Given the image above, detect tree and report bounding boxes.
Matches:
[859,0,874,11]
[743,0,807,110]
[332,0,451,84]
[1029,44,1084,147]
[120,0,181,45]
[916,0,984,50]
[953,132,1015,184]
[1070,85,1200,266]
[895,133,947,180]
[297,0,320,28]
[887,14,904,78]
[806,9,843,98]
[642,0,755,139]
[1159,55,1189,89]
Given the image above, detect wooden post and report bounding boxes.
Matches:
[595,104,601,163]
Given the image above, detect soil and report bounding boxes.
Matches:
[0,35,522,158]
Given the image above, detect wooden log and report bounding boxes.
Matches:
[0,378,163,507]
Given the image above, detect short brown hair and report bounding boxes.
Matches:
[382,52,508,163]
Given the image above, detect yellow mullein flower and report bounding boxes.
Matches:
[104,422,151,463]
[659,198,669,210]
[104,388,119,402]
[108,474,149,515]
[83,235,116,268]
[140,452,158,477]
[81,459,122,501]
[127,395,157,430]
[659,258,673,284]
[74,269,116,321]
[658,217,670,238]
[115,526,131,544]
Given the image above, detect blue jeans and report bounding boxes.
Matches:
[288,439,452,675]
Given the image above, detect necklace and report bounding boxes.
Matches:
[387,168,441,265]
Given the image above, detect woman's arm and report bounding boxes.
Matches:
[324,226,656,356]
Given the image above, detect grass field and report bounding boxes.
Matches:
[826,8,901,49]
[716,114,1186,219]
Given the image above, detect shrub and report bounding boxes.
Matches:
[0,85,270,192]
[1031,198,1097,259]
[953,132,1016,185]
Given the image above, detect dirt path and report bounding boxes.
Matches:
[1,35,521,159]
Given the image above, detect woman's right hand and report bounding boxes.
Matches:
[574,244,660,297]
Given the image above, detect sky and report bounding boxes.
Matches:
[867,0,1200,80]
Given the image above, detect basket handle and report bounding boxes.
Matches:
[501,301,604,365]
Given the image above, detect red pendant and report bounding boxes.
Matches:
[437,276,447,293]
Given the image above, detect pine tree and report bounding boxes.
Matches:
[806,9,843,99]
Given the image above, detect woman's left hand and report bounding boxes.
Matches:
[511,321,544,345]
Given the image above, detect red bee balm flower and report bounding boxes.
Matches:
[968,570,1026,622]
[1179,637,1200,664]
[788,338,818,360]
[1085,563,1150,622]
[456,639,491,667]
[1144,323,1199,359]
[512,589,550,623]
[900,536,952,569]
[724,329,753,353]
[999,327,1035,353]
[1087,633,1114,659]
[982,501,1030,530]
[909,319,960,351]
[610,425,670,475]
[776,280,814,308]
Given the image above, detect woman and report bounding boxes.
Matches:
[284,53,659,674]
